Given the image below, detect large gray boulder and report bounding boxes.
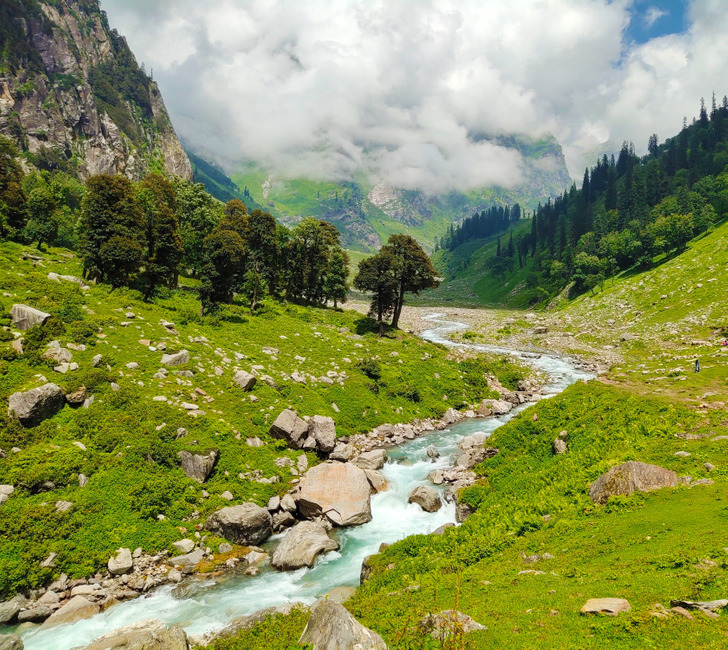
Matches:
[354,449,387,470]
[271,521,339,570]
[205,503,272,545]
[408,486,442,512]
[233,371,256,391]
[161,350,190,367]
[10,304,50,331]
[0,594,27,625]
[108,548,133,576]
[41,595,100,627]
[8,383,65,427]
[82,619,189,650]
[269,409,309,449]
[177,450,217,483]
[589,461,678,504]
[298,462,372,526]
[0,634,23,650]
[308,415,337,452]
[299,599,386,650]
[480,399,513,415]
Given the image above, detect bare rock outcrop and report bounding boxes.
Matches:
[589,461,678,504]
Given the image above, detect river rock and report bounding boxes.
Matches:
[329,442,356,462]
[233,371,256,391]
[271,521,339,570]
[42,595,100,627]
[0,633,22,650]
[297,462,372,526]
[205,503,272,545]
[364,469,388,493]
[269,409,309,449]
[308,415,337,452]
[177,450,217,483]
[581,598,632,616]
[17,603,56,623]
[8,383,65,427]
[426,445,440,460]
[480,399,513,415]
[408,485,442,512]
[161,350,190,367]
[170,548,205,571]
[299,599,386,650]
[0,595,27,625]
[354,449,387,470]
[419,610,486,640]
[82,619,190,649]
[173,539,196,554]
[108,548,133,575]
[455,446,498,470]
[589,461,678,504]
[10,304,50,331]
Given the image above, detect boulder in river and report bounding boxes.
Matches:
[81,619,190,649]
[589,461,678,504]
[408,485,442,512]
[0,634,23,650]
[269,409,309,449]
[42,595,100,627]
[8,383,65,427]
[271,520,339,570]
[205,503,272,545]
[299,599,386,650]
[297,462,372,526]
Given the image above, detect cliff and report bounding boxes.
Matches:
[0,0,192,181]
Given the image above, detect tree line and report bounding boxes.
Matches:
[468,96,728,301]
[438,203,522,251]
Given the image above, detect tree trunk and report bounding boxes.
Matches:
[391,285,405,329]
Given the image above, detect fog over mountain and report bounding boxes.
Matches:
[100,0,727,190]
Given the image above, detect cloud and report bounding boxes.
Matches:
[644,7,668,29]
[99,0,728,188]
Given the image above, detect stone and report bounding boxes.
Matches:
[297,462,372,526]
[308,415,337,452]
[426,445,440,460]
[42,595,100,627]
[246,437,263,447]
[408,485,442,512]
[280,493,297,513]
[0,634,22,650]
[161,350,190,367]
[55,500,73,512]
[0,594,27,625]
[66,386,87,406]
[108,548,133,576]
[177,450,217,483]
[299,599,386,650]
[173,539,195,554]
[589,461,678,504]
[419,610,486,640]
[480,399,512,415]
[271,521,339,570]
[354,449,388,471]
[10,304,50,331]
[8,383,65,427]
[92,354,103,367]
[205,503,273,545]
[534,326,549,334]
[81,619,189,650]
[552,439,567,455]
[267,496,281,510]
[581,598,632,616]
[170,548,205,570]
[364,469,388,493]
[456,502,476,522]
[17,603,56,623]
[0,485,14,506]
[434,523,456,535]
[220,490,234,501]
[43,345,73,364]
[233,371,256,391]
[269,409,310,449]
[329,443,357,462]
[272,510,296,531]
[670,599,728,612]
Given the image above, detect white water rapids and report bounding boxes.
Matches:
[17,313,594,649]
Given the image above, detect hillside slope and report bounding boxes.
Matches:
[0,0,191,180]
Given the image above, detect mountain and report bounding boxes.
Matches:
[187,149,261,211]
[0,0,192,180]
[231,134,571,252]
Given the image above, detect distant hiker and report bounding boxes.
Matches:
[694,359,701,372]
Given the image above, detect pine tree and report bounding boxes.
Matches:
[323,250,349,308]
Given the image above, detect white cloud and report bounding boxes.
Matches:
[644,7,667,29]
[99,0,728,187]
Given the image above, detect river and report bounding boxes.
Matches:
[18,313,594,649]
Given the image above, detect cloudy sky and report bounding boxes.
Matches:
[100,0,727,192]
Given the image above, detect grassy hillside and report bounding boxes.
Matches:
[0,241,525,598]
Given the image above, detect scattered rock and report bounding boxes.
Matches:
[354,449,387,471]
[233,371,256,391]
[10,304,50,331]
[220,490,234,501]
[670,599,728,612]
[426,445,440,460]
[42,595,100,627]
[456,502,476,523]
[589,461,678,504]
[0,594,27,625]
[81,619,189,650]
[408,485,442,512]
[581,598,632,616]
[170,548,205,571]
[108,548,133,576]
[65,386,87,406]
[173,539,196,554]
[419,610,486,640]
[161,350,190,367]
[8,383,65,427]
[271,521,339,570]
[0,633,23,650]
[552,439,567,455]
[177,450,217,483]
[205,504,273,545]
[308,415,337,452]
[299,599,386,650]
[297,462,372,526]
[0,485,14,506]
[480,399,512,415]
[269,409,309,449]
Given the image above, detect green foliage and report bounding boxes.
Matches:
[203,607,312,650]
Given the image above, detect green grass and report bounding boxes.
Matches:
[0,240,524,598]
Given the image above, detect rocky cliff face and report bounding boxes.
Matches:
[0,0,192,181]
